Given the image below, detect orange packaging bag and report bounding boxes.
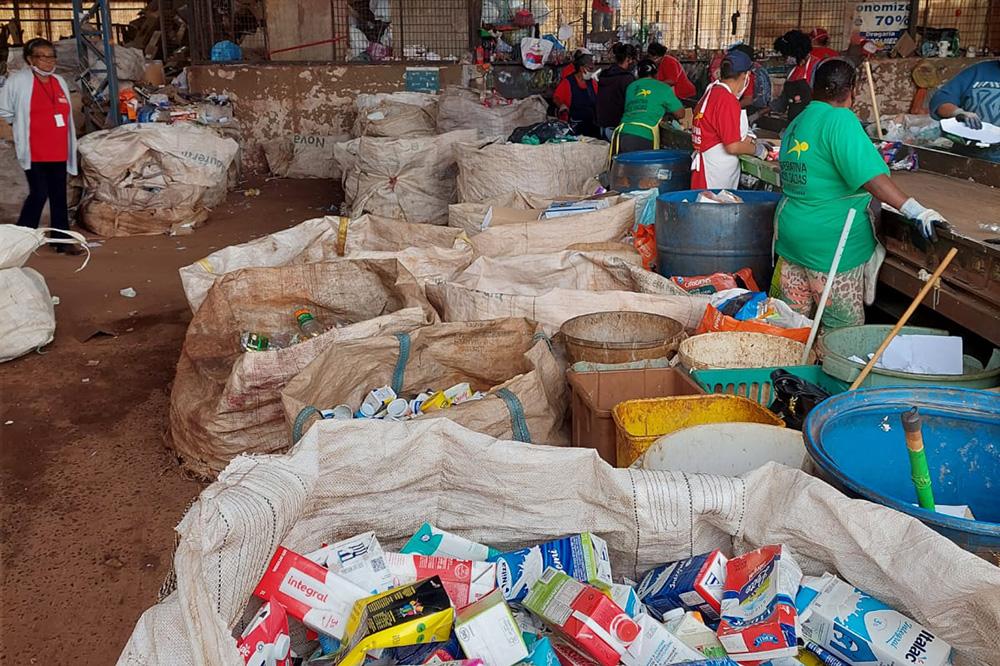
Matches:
[696,304,811,342]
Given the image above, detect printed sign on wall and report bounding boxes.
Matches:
[850,1,911,48]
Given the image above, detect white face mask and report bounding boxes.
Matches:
[31,63,56,76]
[582,71,596,81]
[737,74,750,98]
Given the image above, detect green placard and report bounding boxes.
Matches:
[405,67,440,93]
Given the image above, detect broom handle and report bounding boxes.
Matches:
[849,247,958,390]
[865,61,883,140]
[801,209,856,364]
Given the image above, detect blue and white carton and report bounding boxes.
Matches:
[494,533,612,602]
[796,574,954,666]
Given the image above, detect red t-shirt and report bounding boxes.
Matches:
[811,46,839,60]
[691,84,742,188]
[29,76,70,163]
[592,0,613,12]
[656,55,696,100]
[788,54,821,84]
[553,77,598,119]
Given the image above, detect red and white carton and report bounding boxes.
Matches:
[523,568,641,666]
[716,544,803,663]
[386,552,497,608]
[236,602,292,666]
[253,546,369,640]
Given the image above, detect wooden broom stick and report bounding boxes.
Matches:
[850,247,958,389]
[865,60,883,140]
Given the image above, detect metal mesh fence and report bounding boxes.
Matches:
[917,0,991,50]
[0,1,145,42]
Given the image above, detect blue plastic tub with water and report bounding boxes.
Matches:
[610,149,691,193]
[804,387,1000,562]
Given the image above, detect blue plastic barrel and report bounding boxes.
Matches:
[655,189,780,287]
[610,150,691,193]
[804,387,1000,562]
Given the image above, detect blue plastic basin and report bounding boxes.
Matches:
[804,387,1000,562]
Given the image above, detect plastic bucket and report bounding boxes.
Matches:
[560,311,686,366]
[634,423,811,475]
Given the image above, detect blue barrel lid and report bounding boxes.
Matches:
[804,387,1000,539]
[657,189,782,204]
[613,149,690,165]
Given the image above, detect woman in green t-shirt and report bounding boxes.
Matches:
[610,59,686,156]
[774,59,949,329]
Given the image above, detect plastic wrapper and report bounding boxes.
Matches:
[669,268,759,295]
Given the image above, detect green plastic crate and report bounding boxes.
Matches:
[691,365,848,407]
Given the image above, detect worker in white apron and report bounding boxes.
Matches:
[690,49,767,190]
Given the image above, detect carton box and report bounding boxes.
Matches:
[236,602,292,666]
[621,614,705,666]
[307,532,394,594]
[337,577,455,666]
[608,583,642,618]
[402,522,500,562]
[636,551,727,621]
[386,552,496,608]
[716,545,802,663]
[495,533,612,602]
[252,546,369,640]
[455,589,530,666]
[796,574,954,666]
[523,568,638,666]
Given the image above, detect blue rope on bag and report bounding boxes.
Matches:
[292,405,323,442]
[496,387,531,443]
[391,332,411,395]
[531,331,554,353]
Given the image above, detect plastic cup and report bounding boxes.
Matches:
[386,398,411,420]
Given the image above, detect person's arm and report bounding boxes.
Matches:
[930,65,980,125]
[0,76,15,125]
[863,174,949,241]
[723,139,759,156]
[660,85,687,121]
[553,80,571,116]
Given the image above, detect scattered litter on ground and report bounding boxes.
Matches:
[119,288,137,298]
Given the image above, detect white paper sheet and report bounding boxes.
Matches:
[940,117,1000,146]
[877,335,964,375]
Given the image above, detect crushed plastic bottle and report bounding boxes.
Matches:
[240,331,299,352]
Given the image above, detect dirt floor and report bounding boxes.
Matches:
[0,178,337,664]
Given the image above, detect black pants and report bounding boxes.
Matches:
[17,161,69,231]
[613,132,655,156]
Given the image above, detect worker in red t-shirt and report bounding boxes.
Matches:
[647,42,697,101]
[553,53,601,138]
[592,0,614,32]
[691,49,766,190]
[0,38,81,254]
[809,27,840,60]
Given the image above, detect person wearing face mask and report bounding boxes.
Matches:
[775,59,948,329]
[690,49,765,190]
[596,43,637,140]
[553,53,601,138]
[0,38,81,253]
[610,58,685,155]
[708,44,772,117]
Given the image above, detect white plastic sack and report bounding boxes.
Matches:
[427,251,708,332]
[520,37,553,70]
[118,418,1000,666]
[179,214,473,312]
[352,92,438,138]
[456,138,609,202]
[77,123,239,236]
[262,133,349,179]
[340,130,480,225]
[437,87,548,138]
[0,226,88,363]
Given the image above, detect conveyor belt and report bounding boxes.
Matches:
[890,171,1000,243]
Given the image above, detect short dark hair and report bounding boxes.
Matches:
[636,58,658,78]
[23,37,55,61]
[773,30,812,62]
[813,59,857,102]
[611,42,630,64]
[647,42,667,58]
[573,53,594,71]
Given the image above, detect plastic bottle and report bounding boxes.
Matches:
[294,309,326,338]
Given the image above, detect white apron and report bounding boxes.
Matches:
[691,81,749,190]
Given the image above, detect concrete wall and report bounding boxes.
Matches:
[852,57,988,123]
[188,63,464,172]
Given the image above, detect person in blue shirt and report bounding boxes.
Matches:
[930,60,1000,130]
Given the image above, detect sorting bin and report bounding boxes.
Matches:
[568,367,703,465]
[609,149,692,193]
[692,365,848,406]
[612,394,784,467]
[561,311,686,366]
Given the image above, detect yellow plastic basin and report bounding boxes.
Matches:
[612,394,785,467]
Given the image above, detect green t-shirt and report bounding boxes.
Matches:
[776,101,889,271]
[619,78,683,140]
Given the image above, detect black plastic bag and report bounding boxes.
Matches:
[509,120,578,144]
[769,369,830,430]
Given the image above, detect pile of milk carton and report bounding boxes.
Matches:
[237,526,954,666]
